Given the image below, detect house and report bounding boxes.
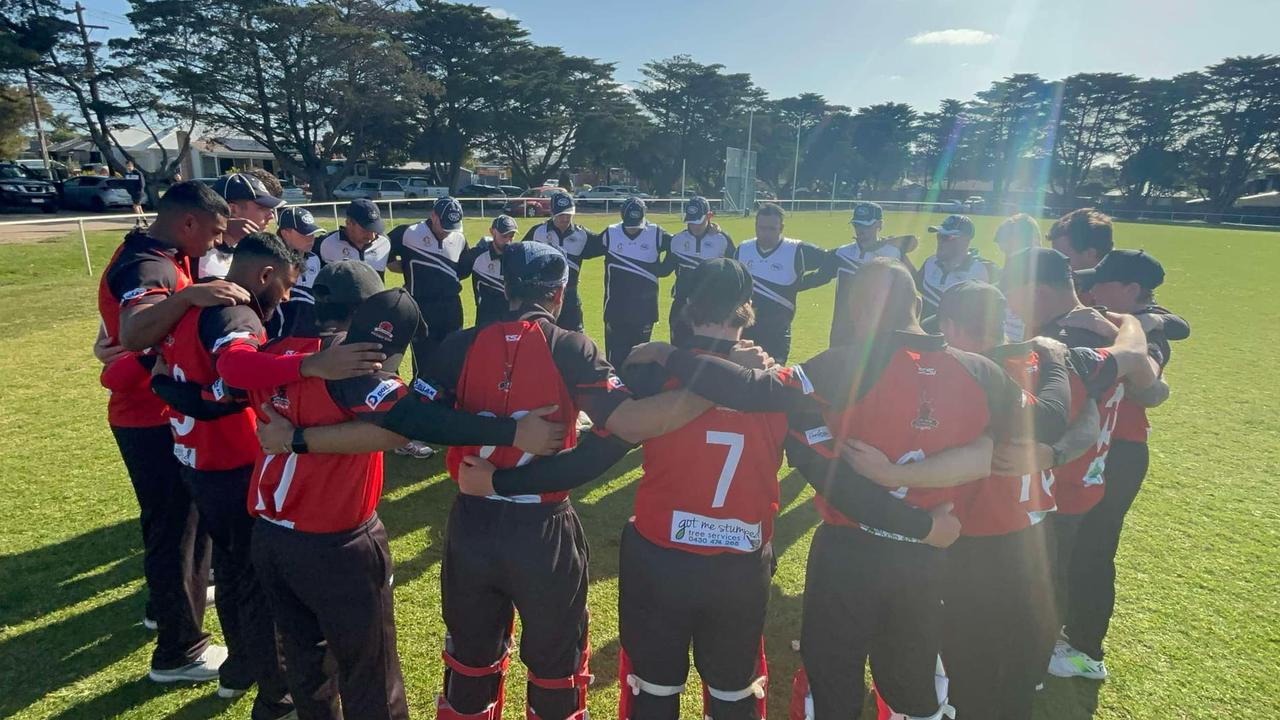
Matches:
[46,126,285,180]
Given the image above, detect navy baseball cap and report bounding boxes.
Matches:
[344,288,421,374]
[433,196,464,230]
[502,241,569,291]
[929,214,975,238]
[491,214,519,235]
[1074,249,1165,290]
[683,257,753,321]
[213,172,284,209]
[1002,247,1074,289]
[684,196,711,224]
[851,202,883,226]
[313,259,384,305]
[345,198,385,233]
[551,192,576,216]
[621,197,647,227]
[277,207,323,236]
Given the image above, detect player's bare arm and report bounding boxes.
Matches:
[992,401,1101,476]
[604,389,714,444]
[118,280,251,350]
[842,436,994,489]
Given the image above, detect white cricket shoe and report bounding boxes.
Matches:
[1048,641,1108,680]
[148,645,228,683]
[394,440,437,459]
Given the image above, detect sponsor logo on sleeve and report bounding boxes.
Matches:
[122,287,148,301]
[212,331,256,353]
[411,377,439,400]
[804,426,833,445]
[607,374,626,390]
[365,378,403,410]
[211,378,227,401]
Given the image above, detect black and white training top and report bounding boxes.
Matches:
[388,221,468,304]
[317,227,392,278]
[826,240,908,345]
[458,237,507,323]
[667,227,735,299]
[734,236,830,328]
[601,222,673,325]
[272,251,321,338]
[522,221,605,300]
[916,251,999,320]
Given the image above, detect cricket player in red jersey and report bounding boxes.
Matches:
[912,281,1158,719]
[97,181,238,683]
[1052,250,1186,680]
[625,259,1073,720]
[998,248,1170,681]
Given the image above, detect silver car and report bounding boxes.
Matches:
[61,175,134,212]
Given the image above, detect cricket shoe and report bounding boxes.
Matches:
[1048,641,1108,680]
[148,645,228,683]
[143,614,158,631]
[394,440,436,459]
[217,682,249,699]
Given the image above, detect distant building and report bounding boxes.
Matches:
[45,126,285,180]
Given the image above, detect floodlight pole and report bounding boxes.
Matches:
[743,109,754,214]
[791,123,800,211]
[680,158,686,199]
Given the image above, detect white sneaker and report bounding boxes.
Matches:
[142,615,158,631]
[394,440,436,459]
[207,585,216,604]
[576,411,593,432]
[1048,641,1108,680]
[217,682,248,699]
[149,645,228,683]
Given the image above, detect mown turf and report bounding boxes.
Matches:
[0,210,1276,720]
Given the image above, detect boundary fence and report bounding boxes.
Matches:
[2,196,1274,277]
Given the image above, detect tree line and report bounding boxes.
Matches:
[3,0,1278,212]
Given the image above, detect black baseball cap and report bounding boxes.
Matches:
[433,196,464,230]
[312,259,384,305]
[937,280,1007,331]
[277,207,323,236]
[502,241,569,291]
[928,214,975,238]
[345,198,385,233]
[683,257,753,322]
[1073,249,1165,290]
[551,192,576,216]
[213,172,284,209]
[621,197,647,227]
[851,202,883,226]
[1002,247,1074,289]
[684,196,711,224]
[491,214,518,235]
[344,288,421,374]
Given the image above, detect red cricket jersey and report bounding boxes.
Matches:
[814,346,995,533]
[1113,397,1149,443]
[248,372,406,532]
[445,319,580,503]
[99,232,192,427]
[633,369,789,555]
[160,306,261,471]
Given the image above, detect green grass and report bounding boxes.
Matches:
[0,210,1276,720]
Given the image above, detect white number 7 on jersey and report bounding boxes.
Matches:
[707,431,745,508]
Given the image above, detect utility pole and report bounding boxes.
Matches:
[24,69,53,181]
[72,3,113,168]
[742,109,754,216]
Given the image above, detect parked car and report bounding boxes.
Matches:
[333,178,406,201]
[503,186,563,217]
[60,175,134,212]
[280,181,308,204]
[456,183,508,198]
[964,195,986,212]
[574,185,628,205]
[401,177,449,199]
[498,185,524,197]
[0,162,59,213]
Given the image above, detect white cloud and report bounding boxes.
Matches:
[485,7,518,21]
[907,29,998,46]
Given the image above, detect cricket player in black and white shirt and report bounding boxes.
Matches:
[199,173,284,280]
[520,192,604,332]
[270,206,326,338]
[733,202,830,364]
[822,201,917,347]
[916,214,998,328]
[601,197,675,367]
[387,195,469,366]
[459,214,519,326]
[665,195,734,345]
[316,199,392,278]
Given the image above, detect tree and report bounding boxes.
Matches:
[633,55,765,193]
[1116,77,1199,204]
[756,93,849,193]
[0,85,54,157]
[913,99,969,191]
[1181,56,1280,214]
[1051,73,1137,199]
[967,74,1055,201]
[123,0,422,199]
[850,102,919,193]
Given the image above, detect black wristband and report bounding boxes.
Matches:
[290,426,309,455]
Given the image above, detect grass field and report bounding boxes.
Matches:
[0,210,1276,720]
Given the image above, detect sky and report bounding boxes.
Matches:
[81,0,1280,112]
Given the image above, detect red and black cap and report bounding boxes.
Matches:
[344,288,421,374]
[1073,249,1164,290]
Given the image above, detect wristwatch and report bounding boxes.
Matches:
[290,427,309,455]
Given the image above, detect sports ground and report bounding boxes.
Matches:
[0,210,1275,719]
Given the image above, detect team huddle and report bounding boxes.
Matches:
[93,172,1187,720]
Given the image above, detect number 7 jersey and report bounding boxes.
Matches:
[631,347,790,555]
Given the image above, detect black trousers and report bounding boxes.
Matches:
[1064,440,1149,660]
[111,425,211,670]
[441,496,590,720]
[618,524,772,720]
[253,515,408,720]
[942,525,1056,720]
[557,289,585,333]
[412,295,464,376]
[184,466,292,718]
[800,524,945,720]
[605,321,655,369]
[742,322,792,365]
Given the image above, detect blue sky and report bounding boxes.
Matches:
[83,0,1280,111]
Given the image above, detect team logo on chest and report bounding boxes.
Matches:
[911,400,939,431]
